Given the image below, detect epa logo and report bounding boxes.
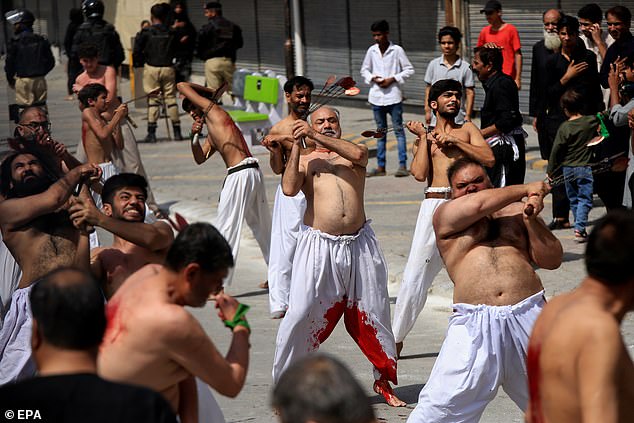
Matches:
[4,409,42,420]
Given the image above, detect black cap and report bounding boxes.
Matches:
[480,0,502,13]
[205,2,222,9]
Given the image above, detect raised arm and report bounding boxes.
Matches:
[82,104,127,145]
[433,123,495,167]
[523,190,562,269]
[434,181,549,239]
[68,196,174,251]
[177,81,214,112]
[262,134,294,175]
[167,295,249,398]
[189,115,215,164]
[292,120,368,167]
[281,137,305,197]
[0,163,101,231]
[408,121,431,182]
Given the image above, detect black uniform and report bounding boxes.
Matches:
[197,15,243,62]
[4,30,54,86]
[71,19,124,68]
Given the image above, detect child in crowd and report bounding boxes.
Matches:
[547,89,600,242]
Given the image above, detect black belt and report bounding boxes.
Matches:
[227,161,259,175]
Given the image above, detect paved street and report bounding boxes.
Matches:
[2,61,633,422]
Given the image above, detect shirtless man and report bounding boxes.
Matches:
[98,222,250,423]
[74,42,160,214]
[526,210,634,423]
[68,173,173,298]
[260,75,312,316]
[178,81,271,287]
[78,83,126,207]
[272,106,405,407]
[0,150,101,383]
[391,79,494,356]
[407,158,562,422]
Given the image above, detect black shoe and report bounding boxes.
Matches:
[547,219,571,230]
[144,123,157,143]
[172,124,185,141]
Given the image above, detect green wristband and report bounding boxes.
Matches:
[224,303,251,334]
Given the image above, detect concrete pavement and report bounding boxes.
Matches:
[2,61,633,422]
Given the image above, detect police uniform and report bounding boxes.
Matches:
[71,19,124,68]
[133,24,182,142]
[197,15,243,94]
[4,29,54,107]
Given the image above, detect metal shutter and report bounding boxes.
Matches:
[467,0,554,114]
[301,0,351,87]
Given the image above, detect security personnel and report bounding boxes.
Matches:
[72,0,124,69]
[197,2,243,98]
[4,9,55,116]
[133,3,183,142]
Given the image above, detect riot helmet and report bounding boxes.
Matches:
[5,9,35,26]
[82,0,105,19]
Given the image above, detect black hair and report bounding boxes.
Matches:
[78,83,107,108]
[272,354,376,423]
[473,46,503,72]
[0,149,59,198]
[557,14,580,35]
[560,89,583,115]
[101,173,148,206]
[150,2,171,22]
[371,20,389,33]
[78,42,99,59]
[164,222,233,273]
[205,2,222,14]
[606,6,632,25]
[428,79,463,107]
[30,267,106,349]
[283,76,314,94]
[577,4,602,23]
[586,209,634,285]
[438,26,462,44]
[447,156,484,184]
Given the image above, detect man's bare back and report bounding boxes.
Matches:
[177,82,250,168]
[527,291,634,423]
[283,107,367,235]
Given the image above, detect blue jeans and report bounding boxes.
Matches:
[372,103,407,168]
[563,166,593,233]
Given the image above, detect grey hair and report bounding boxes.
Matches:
[307,106,341,125]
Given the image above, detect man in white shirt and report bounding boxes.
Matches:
[361,20,414,177]
[424,26,474,128]
[578,3,614,108]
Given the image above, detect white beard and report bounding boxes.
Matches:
[544,29,561,51]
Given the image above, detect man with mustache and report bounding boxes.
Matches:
[407,158,562,422]
[260,76,312,316]
[68,173,174,299]
[273,106,405,407]
[392,79,494,356]
[0,150,101,383]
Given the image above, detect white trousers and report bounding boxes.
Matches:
[0,285,36,385]
[392,198,446,343]
[0,234,21,323]
[407,291,545,423]
[272,221,398,384]
[213,158,272,286]
[195,378,226,423]
[267,185,306,315]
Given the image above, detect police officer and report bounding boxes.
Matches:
[72,0,124,69]
[133,3,183,142]
[197,2,243,99]
[4,9,55,116]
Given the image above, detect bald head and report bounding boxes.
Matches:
[543,9,561,34]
